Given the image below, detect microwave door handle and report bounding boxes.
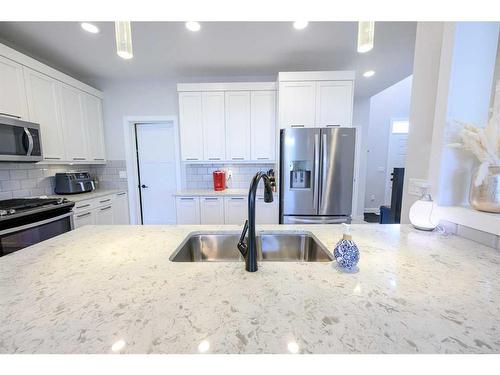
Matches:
[313,133,320,209]
[23,127,34,156]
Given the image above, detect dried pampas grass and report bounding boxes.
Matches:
[448,112,500,187]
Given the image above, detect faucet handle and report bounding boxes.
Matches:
[237,220,249,258]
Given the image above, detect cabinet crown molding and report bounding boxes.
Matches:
[278,71,356,82]
[177,82,276,92]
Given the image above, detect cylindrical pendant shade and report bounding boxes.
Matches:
[115,21,133,59]
[357,21,374,53]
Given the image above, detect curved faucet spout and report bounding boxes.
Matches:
[239,171,274,272]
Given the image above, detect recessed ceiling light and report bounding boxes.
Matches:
[80,22,99,34]
[293,21,309,30]
[185,21,201,32]
[363,70,375,78]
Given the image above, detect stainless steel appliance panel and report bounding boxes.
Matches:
[282,215,350,224]
[318,128,355,216]
[280,128,321,215]
[0,115,43,162]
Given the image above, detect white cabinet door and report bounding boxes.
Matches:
[0,56,28,119]
[315,81,353,127]
[95,205,114,225]
[82,93,106,161]
[200,196,224,224]
[256,197,279,224]
[202,91,226,161]
[225,91,250,161]
[279,81,316,128]
[23,68,65,161]
[73,210,95,228]
[251,90,276,161]
[179,92,203,161]
[112,192,130,224]
[60,84,89,161]
[224,196,247,225]
[176,197,200,224]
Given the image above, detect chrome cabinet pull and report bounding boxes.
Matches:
[76,203,90,209]
[290,124,305,128]
[100,206,112,211]
[99,198,111,203]
[77,212,91,218]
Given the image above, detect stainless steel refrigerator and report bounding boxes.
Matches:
[280,127,356,224]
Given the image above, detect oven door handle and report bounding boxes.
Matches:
[0,212,74,236]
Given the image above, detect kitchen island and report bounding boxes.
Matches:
[1,224,499,354]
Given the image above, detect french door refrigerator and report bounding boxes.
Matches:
[280,127,356,224]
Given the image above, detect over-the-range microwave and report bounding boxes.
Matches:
[0,115,43,162]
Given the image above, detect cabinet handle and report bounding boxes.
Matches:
[44,157,61,160]
[99,198,111,203]
[76,212,91,218]
[100,206,112,211]
[208,157,221,161]
[257,157,269,160]
[180,197,194,201]
[231,197,245,201]
[326,124,340,127]
[231,157,244,160]
[76,203,90,209]
[204,197,219,201]
[73,157,86,161]
[290,125,305,128]
[186,158,199,161]
[117,192,126,196]
[94,158,105,161]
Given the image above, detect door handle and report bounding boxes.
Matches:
[320,133,328,210]
[141,184,148,188]
[313,133,320,208]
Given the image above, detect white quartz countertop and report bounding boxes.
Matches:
[175,189,277,197]
[1,224,499,354]
[51,189,125,203]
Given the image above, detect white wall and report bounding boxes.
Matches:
[364,75,413,211]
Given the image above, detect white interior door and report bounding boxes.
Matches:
[136,122,178,224]
[384,119,409,205]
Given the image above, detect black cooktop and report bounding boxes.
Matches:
[0,198,75,226]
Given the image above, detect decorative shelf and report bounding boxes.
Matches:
[437,206,500,236]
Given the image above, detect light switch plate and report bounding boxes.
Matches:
[408,178,429,196]
[119,170,127,179]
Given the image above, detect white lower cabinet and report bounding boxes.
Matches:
[200,197,225,224]
[112,192,130,225]
[72,191,130,229]
[73,210,95,228]
[224,196,248,225]
[176,197,201,224]
[256,197,279,224]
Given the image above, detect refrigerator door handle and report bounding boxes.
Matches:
[313,133,320,209]
[320,132,328,210]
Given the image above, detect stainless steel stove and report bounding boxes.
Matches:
[0,197,75,256]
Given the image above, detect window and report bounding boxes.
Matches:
[391,120,409,134]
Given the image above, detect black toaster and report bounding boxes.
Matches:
[54,172,95,194]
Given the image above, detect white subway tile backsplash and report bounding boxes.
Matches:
[0,170,9,181]
[9,170,28,180]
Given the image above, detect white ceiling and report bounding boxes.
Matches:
[0,21,416,97]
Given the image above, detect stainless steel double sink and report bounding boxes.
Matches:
[169,232,333,262]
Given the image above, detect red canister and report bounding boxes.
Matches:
[213,170,226,191]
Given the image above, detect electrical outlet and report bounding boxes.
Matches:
[226,170,233,180]
[118,170,127,179]
[408,178,429,196]
[370,194,375,201]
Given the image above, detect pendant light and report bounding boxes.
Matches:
[357,21,374,53]
[115,21,133,59]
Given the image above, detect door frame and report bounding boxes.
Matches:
[384,117,409,205]
[123,116,181,224]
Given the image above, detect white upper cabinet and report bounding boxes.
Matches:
[179,92,203,161]
[315,81,353,127]
[251,91,276,161]
[60,84,89,161]
[202,91,226,161]
[225,91,251,161]
[82,93,106,161]
[279,81,316,128]
[0,56,28,119]
[23,68,65,161]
